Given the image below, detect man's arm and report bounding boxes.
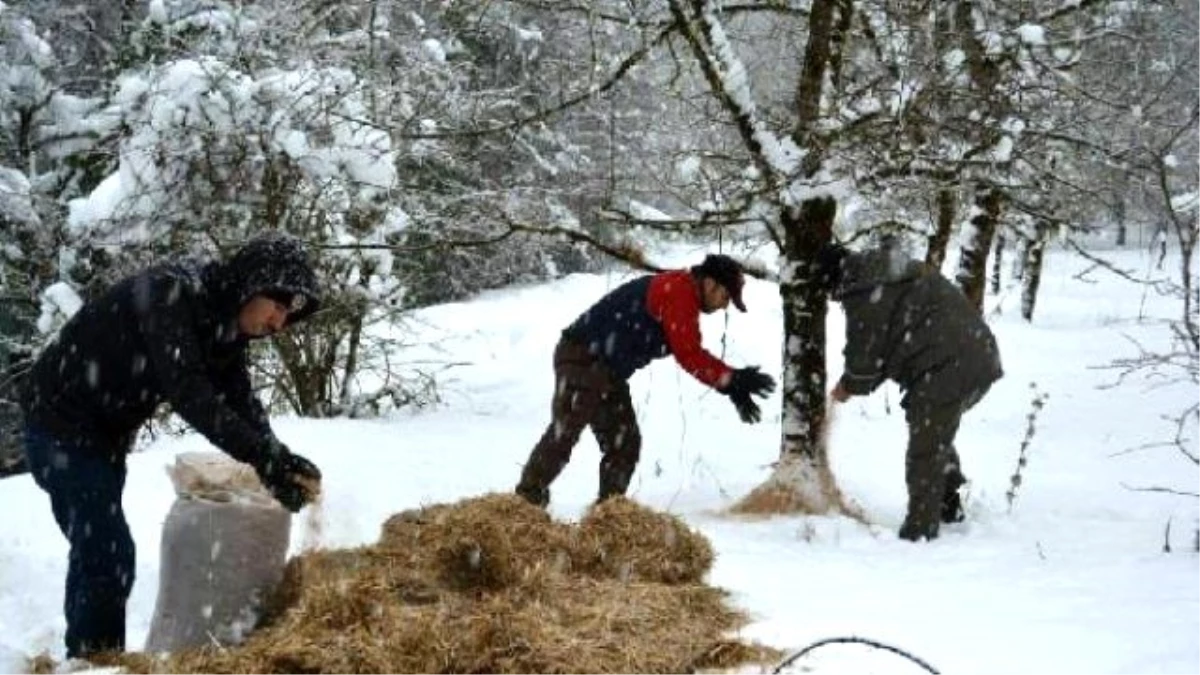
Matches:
[646,274,732,389]
[837,293,889,396]
[215,348,274,436]
[137,273,276,465]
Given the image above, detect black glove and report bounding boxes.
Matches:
[722,366,777,424]
[256,443,322,512]
[729,391,762,424]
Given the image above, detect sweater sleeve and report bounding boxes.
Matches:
[646,272,733,389]
[136,273,277,466]
[838,291,888,395]
[214,347,275,437]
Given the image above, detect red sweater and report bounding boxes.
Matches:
[563,269,733,387]
[645,270,733,388]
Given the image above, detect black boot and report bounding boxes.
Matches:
[898,517,939,542]
[941,471,967,524]
[515,483,549,508]
[597,458,633,504]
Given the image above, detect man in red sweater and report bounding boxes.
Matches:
[515,254,776,507]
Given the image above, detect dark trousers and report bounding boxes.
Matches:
[516,338,641,505]
[23,425,135,658]
[899,385,989,541]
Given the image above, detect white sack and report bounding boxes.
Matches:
[144,452,290,654]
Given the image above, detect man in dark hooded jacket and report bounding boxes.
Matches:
[515,254,776,508]
[816,242,1003,542]
[19,232,323,658]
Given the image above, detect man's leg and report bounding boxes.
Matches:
[941,454,967,524]
[941,383,994,523]
[516,341,606,507]
[23,427,135,658]
[900,402,963,541]
[593,381,641,502]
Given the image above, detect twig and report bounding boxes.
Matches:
[1119,483,1199,498]
[1063,239,1174,295]
[772,636,939,674]
[1007,384,1048,514]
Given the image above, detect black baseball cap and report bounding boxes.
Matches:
[693,254,747,312]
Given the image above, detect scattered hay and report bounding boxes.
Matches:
[112,491,768,674]
[729,454,868,524]
[24,652,54,674]
[729,402,869,524]
[576,496,714,584]
[299,489,325,553]
[693,640,786,673]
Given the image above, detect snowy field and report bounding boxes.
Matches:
[1,242,1196,674]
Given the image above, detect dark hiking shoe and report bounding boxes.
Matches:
[899,517,939,542]
[942,491,965,523]
[941,472,968,523]
[515,484,549,508]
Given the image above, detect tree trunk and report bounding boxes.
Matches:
[1114,198,1127,247]
[955,185,1002,312]
[1020,220,1052,321]
[925,187,956,270]
[778,0,841,461]
[991,230,1005,294]
[749,194,865,521]
[779,197,835,459]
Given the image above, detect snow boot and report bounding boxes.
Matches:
[941,470,967,523]
[515,483,549,508]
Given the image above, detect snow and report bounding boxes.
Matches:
[695,1,808,196]
[0,244,1196,674]
[421,38,446,63]
[35,281,83,334]
[65,57,398,237]
[147,0,167,25]
[0,166,39,227]
[1017,24,1047,46]
[628,199,674,222]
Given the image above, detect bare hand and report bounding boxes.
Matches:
[830,381,851,403]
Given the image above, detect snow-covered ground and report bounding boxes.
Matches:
[1,243,1196,674]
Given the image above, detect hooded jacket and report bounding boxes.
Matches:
[834,248,1003,407]
[20,234,321,461]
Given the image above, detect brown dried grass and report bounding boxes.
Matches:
[108,492,776,674]
[23,652,55,674]
[575,496,714,584]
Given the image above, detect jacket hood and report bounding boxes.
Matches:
[833,246,926,300]
[211,233,321,326]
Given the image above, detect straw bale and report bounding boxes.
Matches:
[265,546,376,620]
[377,501,455,550]
[380,493,575,591]
[183,576,749,673]
[112,493,774,674]
[575,496,714,584]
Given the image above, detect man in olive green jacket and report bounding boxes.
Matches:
[817,242,1003,542]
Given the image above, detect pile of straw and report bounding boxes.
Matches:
[110,493,778,674]
[575,496,714,584]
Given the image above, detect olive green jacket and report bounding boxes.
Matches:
[834,248,1003,408]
